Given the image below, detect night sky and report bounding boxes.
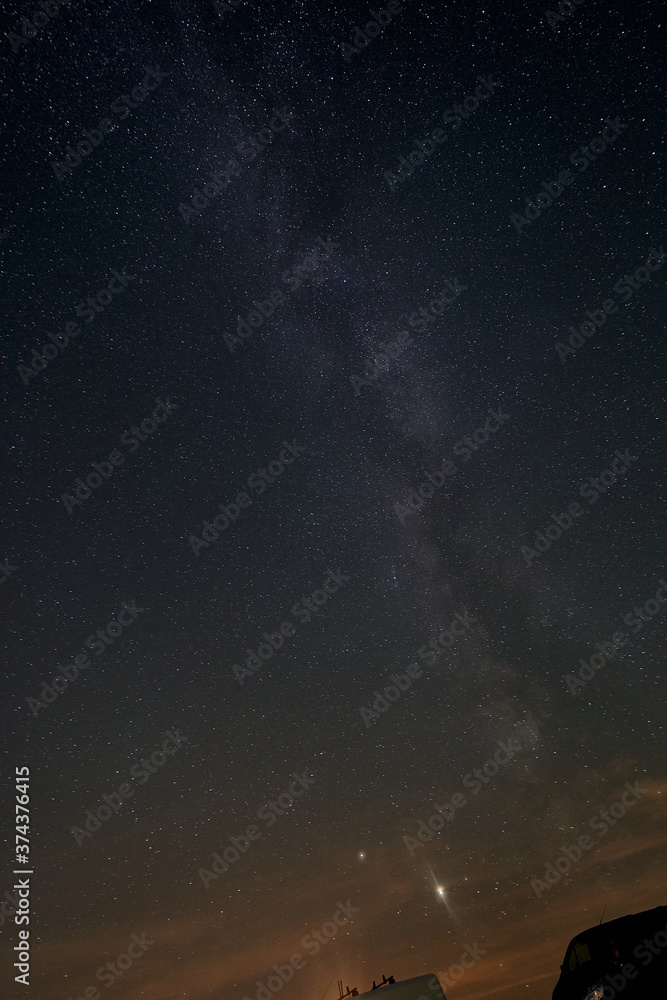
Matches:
[1,0,666,998]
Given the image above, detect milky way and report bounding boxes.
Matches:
[1,1,666,999]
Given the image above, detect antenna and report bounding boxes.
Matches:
[599,905,607,925]
[319,982,333,1000]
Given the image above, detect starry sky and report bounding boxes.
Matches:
[1,0,666,998]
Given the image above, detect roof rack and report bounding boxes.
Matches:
[371,975,396,990]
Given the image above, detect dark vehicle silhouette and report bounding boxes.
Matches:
[552,905,667,999]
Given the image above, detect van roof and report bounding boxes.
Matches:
[357,974,445,1000]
